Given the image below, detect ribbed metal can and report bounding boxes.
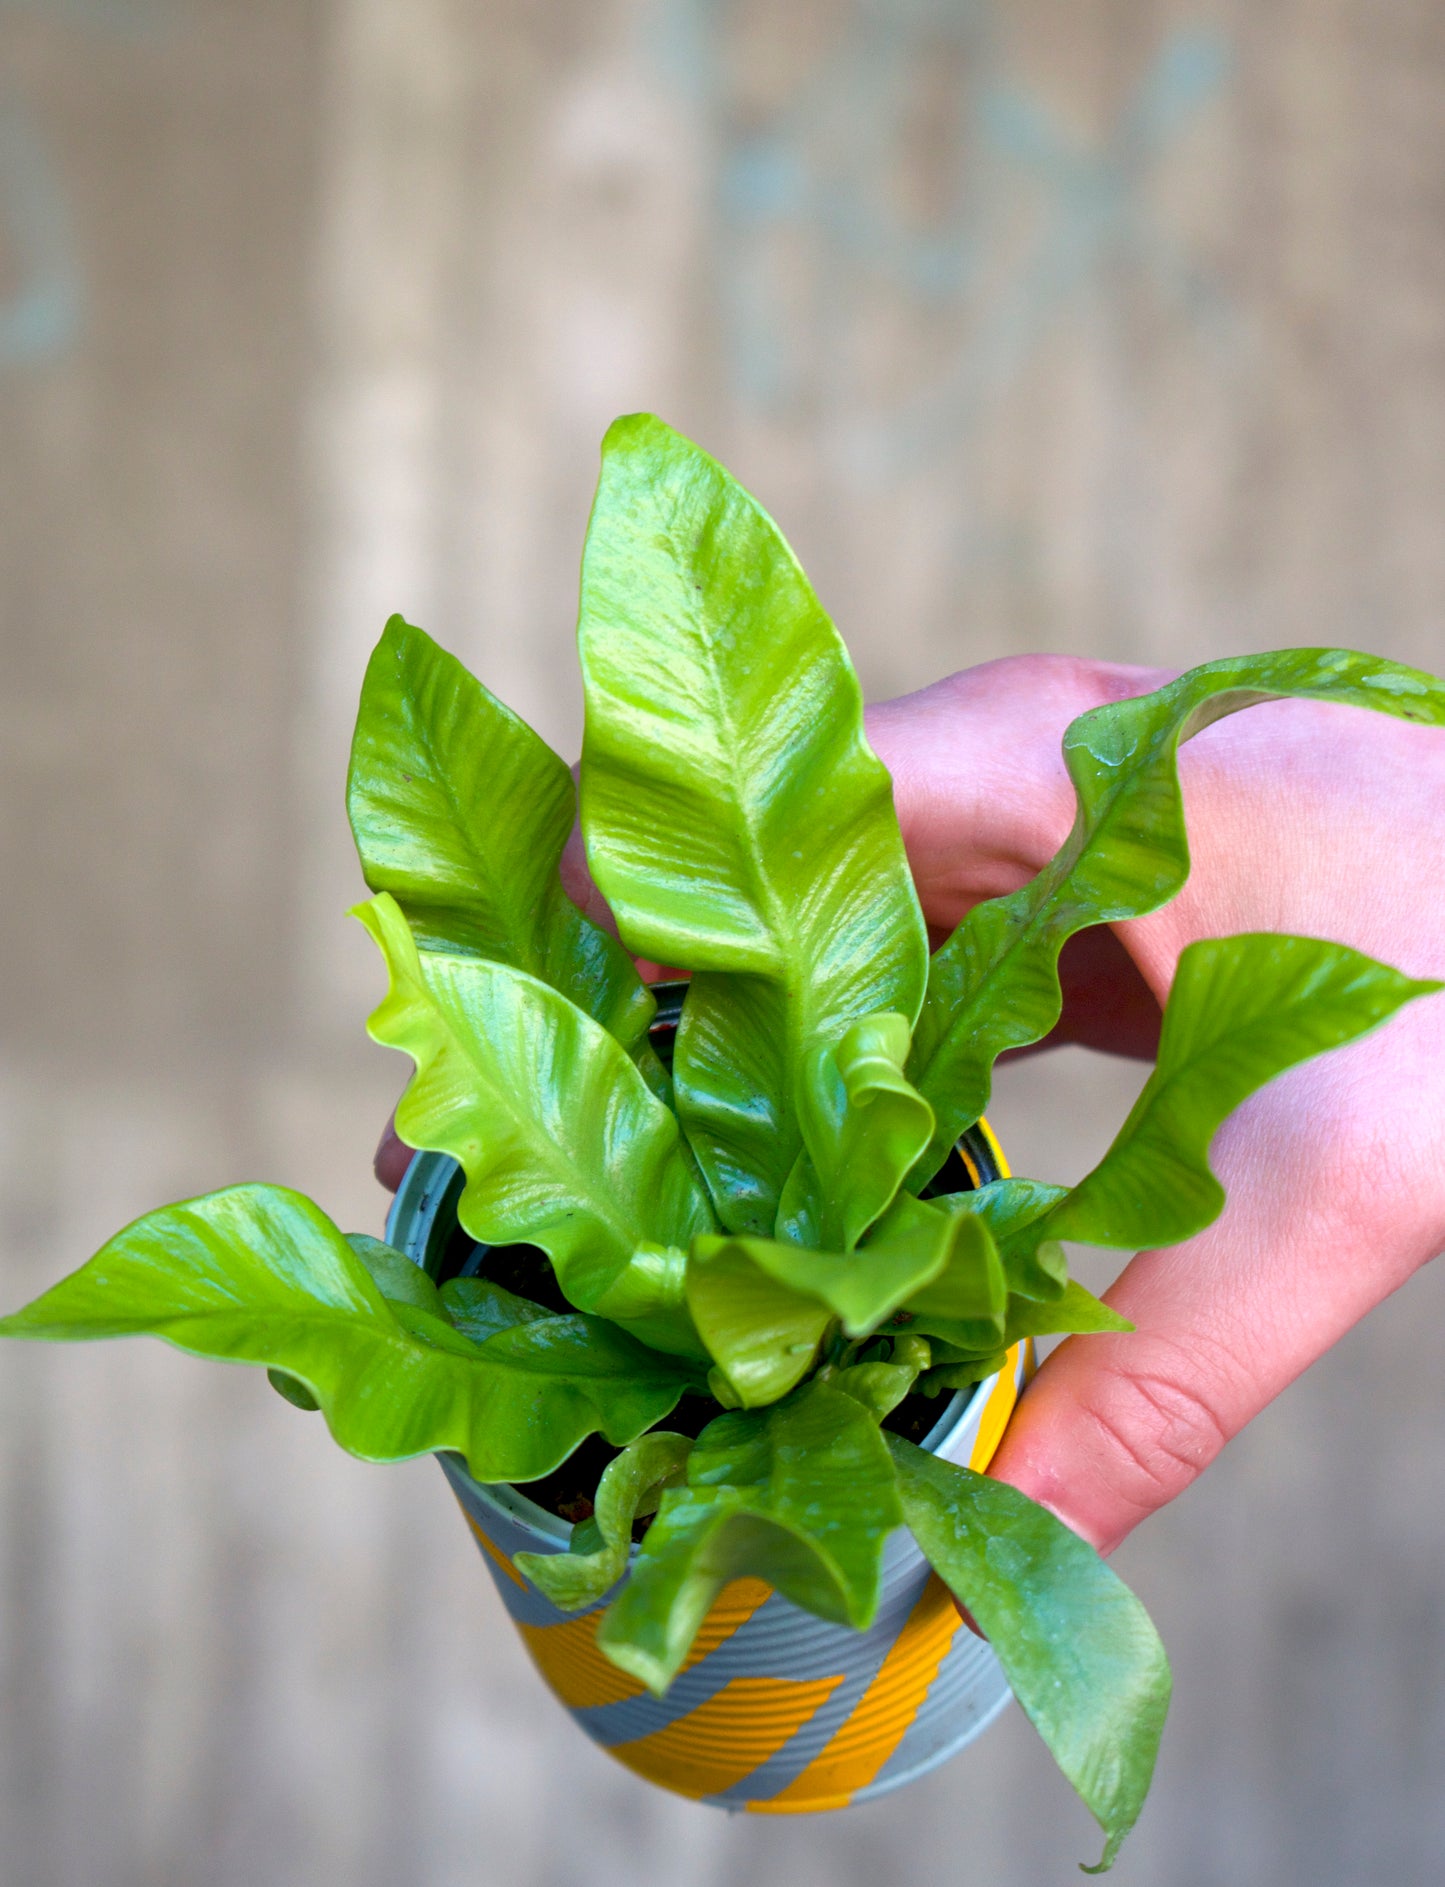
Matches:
[387,1104,1032,1813]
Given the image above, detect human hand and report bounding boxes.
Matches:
[373,650,1445,1560]
[868,654,1445,1553]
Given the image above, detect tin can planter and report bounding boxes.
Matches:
[387,987,1033,1812]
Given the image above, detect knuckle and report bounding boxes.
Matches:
[1074,1351,1233,1513]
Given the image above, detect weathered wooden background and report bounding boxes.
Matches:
[2,2,1444,1882]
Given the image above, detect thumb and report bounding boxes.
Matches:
[983,1039,1445,1555]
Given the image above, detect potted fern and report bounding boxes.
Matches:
[4,415,1442,1872]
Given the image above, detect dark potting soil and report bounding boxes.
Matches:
[880,1387,955,1445]
[431,987,990,1528]
[440,1229,972,1526]
[434,1227,716,1530]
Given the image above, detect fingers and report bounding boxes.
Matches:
[559,807,616,935]
[867,656,1169,1059]
[865,655,1169,933]
[561,801,678,983]
[374,1111,413,1194]
[1021,927,1161,1063]
[985,1026,1445,1554]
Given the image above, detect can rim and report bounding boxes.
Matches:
[390,1147,1004,1551]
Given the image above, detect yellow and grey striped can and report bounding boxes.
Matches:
[389,1128,1031,1812]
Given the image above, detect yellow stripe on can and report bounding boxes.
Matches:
[609,1676,847,1799]
[749,1575,961,1812]
[515,1575,775,1712]
[520,1610,649,1710]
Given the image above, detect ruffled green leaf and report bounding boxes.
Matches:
[889,1436,1170,1873]
[346,1231,445,1313]
[684,1200,1014,1410]
[704,1196,952,1327]
[515,1431,693,1610]
[598,1382,903,1692]
[830,1361,914,1420]
[1003,1280,1132,1344]
[829,1339,930,1421]
[933,1180,1070,1301]
[1004,934,1441,1269]
[349,616,660,1082]
[268,1225,431,1412]
[439,1276,549,1342]
[778,1012,935,1248]
[919,1354,1010,1397]
[266,1368,320,1411]
[909,648,1445,1186]
[342,1232,489,1359]
[684,1240,834,1408]
[588,1244,709,1364]
[0,1185,697,1483]
[577,415,927,1233]
[880,1197,1007,1354]
[356,893,715,1356]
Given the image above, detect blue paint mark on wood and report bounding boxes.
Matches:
[646,1,1234,479]
[0,0,172,369]
[0,99,81,366]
